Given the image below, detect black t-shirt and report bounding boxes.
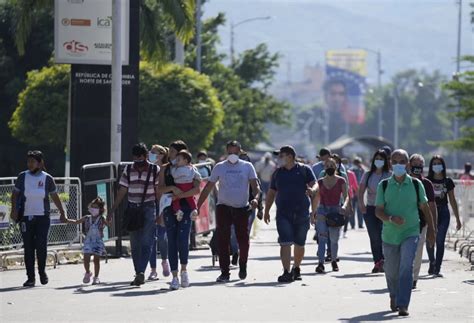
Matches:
[429,177,455,206]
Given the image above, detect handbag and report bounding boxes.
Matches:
[123,164,153,232]
[325,212,345,227]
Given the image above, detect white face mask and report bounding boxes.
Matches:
[227,154,239,164]
[277,157,287,168]
[149,153,157,163]
[88,207,100,216]
[374,160,385,169]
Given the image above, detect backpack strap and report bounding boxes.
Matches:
[382,178,388,193]
[412,178,420,204]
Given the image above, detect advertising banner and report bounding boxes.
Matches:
[324,49,367,141]
[55,0,130,65]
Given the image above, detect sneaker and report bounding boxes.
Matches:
[181,272,190,288]
[39,273,48,285]
[216,274,230,283]
[92,277,100,285]
[434,272,444,278]
[148,271,158,281]
[170,277,180,290]
[277,270,294,283]
[428,262,435,275]
[231,252,239,266]
[412,280,417,289]
[136,272,145,285]
[239,264,247,280]
[83,272,92,284]
[316,263,325,273]
[371,263,380,274]
[23,279,35,287]
[292,267,302,281]
[331,261,339,272]
[379,260,385,273]
[398,307,409,316]
[162,260,171,277]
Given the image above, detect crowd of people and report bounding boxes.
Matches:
[9,141,469,317]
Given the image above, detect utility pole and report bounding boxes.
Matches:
[196,0,202,72]
[453,0,462,169]
[111,0,122,165]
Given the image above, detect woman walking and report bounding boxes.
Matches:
[358,150,392,273]
[426,155,462,276]
[10,151,66,287]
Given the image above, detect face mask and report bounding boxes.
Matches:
[170,158,177,165]
[149,153,157,163]
[393,164,407,177]
[88,207,100,216]
[326,167,336,176]
[134,159,147,168]
[227,154,239,164]
[374,160,385,169]
[433,164,444,174]
[277,157,287,168]
[411,166,423,176]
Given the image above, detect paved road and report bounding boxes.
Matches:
[1,210,473,322]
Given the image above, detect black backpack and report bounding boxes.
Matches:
[381,177,425,232]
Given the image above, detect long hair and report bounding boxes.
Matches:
[369,150,390,174]
[332,154,343,176]
[428,155,447,180]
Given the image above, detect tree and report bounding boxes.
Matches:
[9,64,70,147]
[442,56,474,151]
[9,63,224,153]
[10,0,196,61]
[185,13,290,153]
[139,63,223,151]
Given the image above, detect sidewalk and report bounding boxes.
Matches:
[1,210,473,322]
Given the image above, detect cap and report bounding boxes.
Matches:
[276,145,296,158]
[319,147,331,157]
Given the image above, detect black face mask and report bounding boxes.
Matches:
[411,166,423,176]
[134,160,147,168]
[326,168,336,176]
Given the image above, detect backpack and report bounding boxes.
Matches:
[381,177,425,232]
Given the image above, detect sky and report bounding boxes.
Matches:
[202,0,474,86]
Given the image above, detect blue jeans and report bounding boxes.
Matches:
[426,204,450,273]
[129,203,157,274]
[164,206,192,272]
[276,209,310,246]
[316,205,341,263]
[364,206,384,263]
[383,236,419,308]
[21,216,50,279]
[149,225,168,269]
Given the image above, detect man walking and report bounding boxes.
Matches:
[375,149,432,316]
[197,141,260,283]
[108,143,159,286]
[264,146,317,282]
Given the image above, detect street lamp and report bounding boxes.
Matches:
[348,46,384,138]
[230,16,272,64]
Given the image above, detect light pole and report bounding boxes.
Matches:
[453,0,462,168]
[393,85,399,149]
[348,46,383,137]
[195,0,202,72]
[111,0,123,165]
[230,16,271,64]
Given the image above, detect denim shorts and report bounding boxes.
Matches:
[276,210,310,246]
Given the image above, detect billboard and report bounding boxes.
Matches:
[324,49,367,142]
[54,0,130,65]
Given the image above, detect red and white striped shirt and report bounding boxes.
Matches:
[119,163,159,204]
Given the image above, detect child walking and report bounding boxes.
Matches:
[67,197,108,285]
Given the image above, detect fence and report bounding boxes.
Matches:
[0,177,82,251]
[449,180,474,238]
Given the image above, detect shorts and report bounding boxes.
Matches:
[276,210,310,247]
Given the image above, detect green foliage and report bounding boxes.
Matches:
[138,63,223,152]
[9,64,69,147]
[356,69,453,155]
[442,56,474,151]
[185,13,290,153]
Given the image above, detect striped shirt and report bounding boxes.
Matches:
[119,163,159,203]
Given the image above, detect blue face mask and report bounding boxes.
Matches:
[393,164,407,177]
[433,164,444,174]
[374,160,385,169]
[149,153,157,163]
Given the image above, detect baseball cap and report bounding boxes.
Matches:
[276,145,296,158]
[319,147,331,157]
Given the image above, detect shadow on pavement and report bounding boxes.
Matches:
[0,286,29,293]
[111,287,173,297]
[55,281,132,290]
[462,280,474,285]
[230,281,285,288]
[339,310,398,322]
[334,272,384,279]
[360,288,389,294]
